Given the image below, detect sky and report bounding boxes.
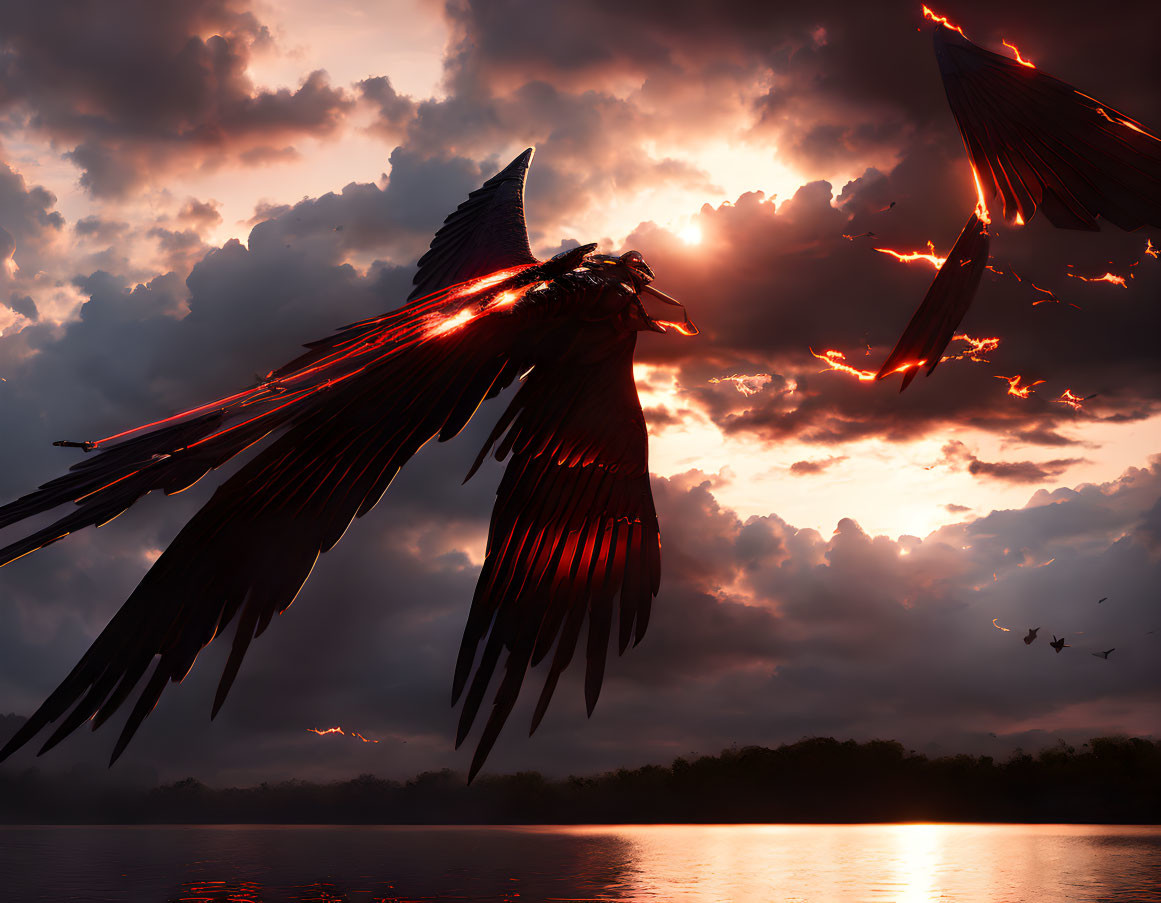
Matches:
[0,0,1159,788]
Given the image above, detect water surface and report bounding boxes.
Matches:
[2,823,1158,902]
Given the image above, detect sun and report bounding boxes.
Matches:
[678,224,703,245]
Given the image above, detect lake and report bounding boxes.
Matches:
[1,824,1158,901]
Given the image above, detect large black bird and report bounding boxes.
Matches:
[0,149,697,780]
[878,15,1161,389]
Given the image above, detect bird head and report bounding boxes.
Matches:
[581,250,698,336]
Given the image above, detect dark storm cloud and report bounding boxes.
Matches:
[74,216,131,243]
[0,161,67,321]
[939,440,1088,485]
[620,168,1161,448]
[359,76,417,142]
[0,0,352,196]
[2,295,37,321]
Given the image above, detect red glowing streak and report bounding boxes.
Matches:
[428,309,476,337]
[812,348,924,381]
[1055,389,1086,411]
[922,5,966,36]
[875,240,947,270]
[1002,40,1036,68]
[83,268,537,450]
[1146,239,1158,259]
[652,319,698,336]
[970,165,992,224]
[812,349,876,381]
[307,726,344,736]
[943,333,1000,363]
[995,374,1045,398]
[455,266,529,297]
[993,619,1011,632]
[1066,271,1129,287]
[1088,100,1161,141]
[351,731,380,744]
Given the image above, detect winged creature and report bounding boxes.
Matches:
[878,12,1161,389]
[1050,635,1070,654]
[0,148,697,780]
[1023,627,1039,646]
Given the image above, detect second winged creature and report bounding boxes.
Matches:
[0,148,697,780]
[878,15,1161,390]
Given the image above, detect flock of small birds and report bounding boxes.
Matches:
[1020,596,1122,659]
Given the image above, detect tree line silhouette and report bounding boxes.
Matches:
[1,736,1157,824]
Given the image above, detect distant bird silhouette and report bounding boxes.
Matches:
[1098,597,1108,604]
[0,149,698,781]
[1023,627,1039,645]
[1050,635,1070,653]
[879,19,1161,390]
[1092,649,1115,659]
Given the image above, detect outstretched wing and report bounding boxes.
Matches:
[877,211,990,390]
[0,272,552,765]
[934,26,1161,231]
[0,151,551,765]
[453,329,660,780]
[409,148,538,300]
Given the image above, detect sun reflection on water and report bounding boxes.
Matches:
[5,824,1160,903]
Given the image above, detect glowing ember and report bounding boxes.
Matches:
[1066,271,1129,287]
[709,373,774,396]
[1146,239,1158,259]
[1055,389,1087,411]
[992,619,1011,632]
[876,240,947,270]
[922,5,966,36]
[943,333,1000,363]
[678,224,703,245]
[307,726,381,743]
[1001,40,1036,68]
[995,374,1045,398]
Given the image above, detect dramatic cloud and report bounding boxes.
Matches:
[0,0,353,195]
[940,440,1088,485]
[1,0,1159,790]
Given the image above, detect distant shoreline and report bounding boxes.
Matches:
[3,736,1158,825]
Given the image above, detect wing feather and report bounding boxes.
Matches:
[408,149,538,301]
[453,331,660,780]
[935,26,1161,230]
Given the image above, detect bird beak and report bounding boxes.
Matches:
[638,284,699,336]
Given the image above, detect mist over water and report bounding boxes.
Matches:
[2,824,1158,902]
